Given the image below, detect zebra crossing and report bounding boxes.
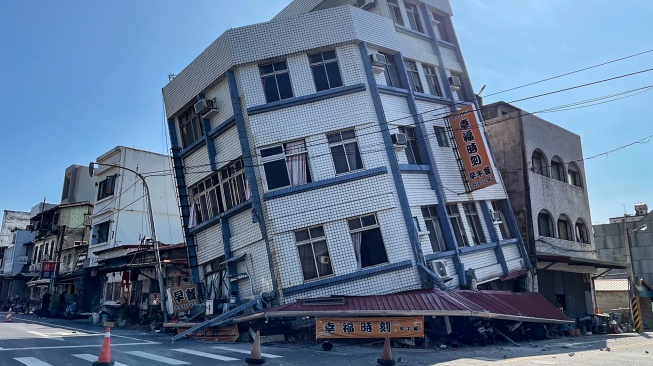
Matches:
[10,347,284,366]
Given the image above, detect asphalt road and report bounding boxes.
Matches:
[2,313,653,365]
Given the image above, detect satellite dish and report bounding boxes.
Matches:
[88,162,95,177]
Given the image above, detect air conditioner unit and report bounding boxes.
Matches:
[448,75,462,90]
[194,98,218,117]
[356,0,376,9]
[370,53,387,67]
[391,133,407,146]
[492,211,502,222]
[427,260,449,278]
[318,256,330,265]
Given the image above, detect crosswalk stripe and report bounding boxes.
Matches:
[14,357,52,366]
[172,348,239,361]
[72,354,130,366]
[126,351,189,365]
[212,346,283,358]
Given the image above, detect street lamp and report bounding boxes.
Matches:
[89,162,168,322]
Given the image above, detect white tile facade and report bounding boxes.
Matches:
[164,0,527,304]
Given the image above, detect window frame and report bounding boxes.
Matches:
[568,162,582,187]
[259,140,312,191]
[537,211,554,238]
[491,200,512,240]
[575,219,589,244]
[404,60,424,93]
[398,126,423,165]
[378,52,403,88]
[557,215,572,241]
[178,105,204,148]
[421,206,446,253]
[446,204,469,247]
[348,213,389,269]
[449,70,467,100]
[93,221,111,245]
[218,159,249,211]
[433,125,449,147]
[259,60,294,103]
[532,150,549,177]
[294,225,334,281]
[422,64,443,96]
[326,129,364,174]
[404,2,424,33]
[431,12,451,42]
[463,202,486,245]
[387,0,405,26]
[190,174,225,225]
[551,156,567,182]
[308,50,344,92]
[97,174,116,201]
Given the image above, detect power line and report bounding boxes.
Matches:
[485,48,653,97]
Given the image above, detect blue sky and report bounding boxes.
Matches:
[1,0,651,224]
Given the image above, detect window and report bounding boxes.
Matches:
[398,126,422,164]
[463,202,486,245]
[491,200,512,240]
[93,221,110,245]
[557,215,572,241]
[434,126,449,147]
[447,204,469,247]
[61,176,71,200]
[190,175,224,226]
[295,225,334,281]
[259,60,294,103]
[379,52,402,88]
[348,214,389,269]
[431,12,451,42]
[421,206,446,253]
[309,51,343,92]
[404,2,423,33]
[204,256,228,300]
[450,71,467,100]
[260,140,311,191]
[97,175,116,201]
[105,281,121,302]
[575,219,589,243]
[404,60,423,93]
[551,156,566,182]
[532,150,548,176]
[327,129,364,174]
[387,0,404,26]
[537,211,554,238]
[423,65,443,96]
[179,105,204,148]
[218,159,249,210]
[568,162,582,187]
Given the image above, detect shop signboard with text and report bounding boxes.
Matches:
[316,317,424,339]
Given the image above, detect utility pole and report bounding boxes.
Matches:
[624,218,646,332]
[49,225,66,295]
[89,162,169,322]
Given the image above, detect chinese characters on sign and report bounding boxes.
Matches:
[446,105,497,191]
[316,317,424,339]
[40,261,56,279]
[169,285,199,312]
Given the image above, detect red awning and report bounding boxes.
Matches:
[238,289,572,324]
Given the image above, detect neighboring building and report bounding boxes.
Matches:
[86,146,184,306]
[0,210,31,297]
[0,229,35,299]
[484,101,626,319]
[594,279,630,323]
[162,0,530,309]
[60,164,97,205]
[594,204,653,327]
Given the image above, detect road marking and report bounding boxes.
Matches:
[126,351,190,365]
[26,331,64,341]
[73,354,130,366]
[14,357,53,366]
[0,342,158,351]
[212,346,283,358]
[172,348,239,361]
[13,316,157,343]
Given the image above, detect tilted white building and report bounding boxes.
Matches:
[162,0,530,306]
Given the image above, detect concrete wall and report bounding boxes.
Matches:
[1,210,31,246]
[60,165,97,204]
[595,291,629,314]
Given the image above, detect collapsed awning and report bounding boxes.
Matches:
[235,289,573,325]
[26,278,50,287]
[537,255,627,269]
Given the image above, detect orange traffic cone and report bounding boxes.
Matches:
[93,328,114,366]
[4,307,13,322]
[377,336,395,366]
[245,330,266,365]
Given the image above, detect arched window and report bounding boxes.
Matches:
[532,150,548,176]
[568,162,582,187]
[575,219,589,243]
[557,214,572,241]
[551,156,566,182]
[537,210,554,237]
